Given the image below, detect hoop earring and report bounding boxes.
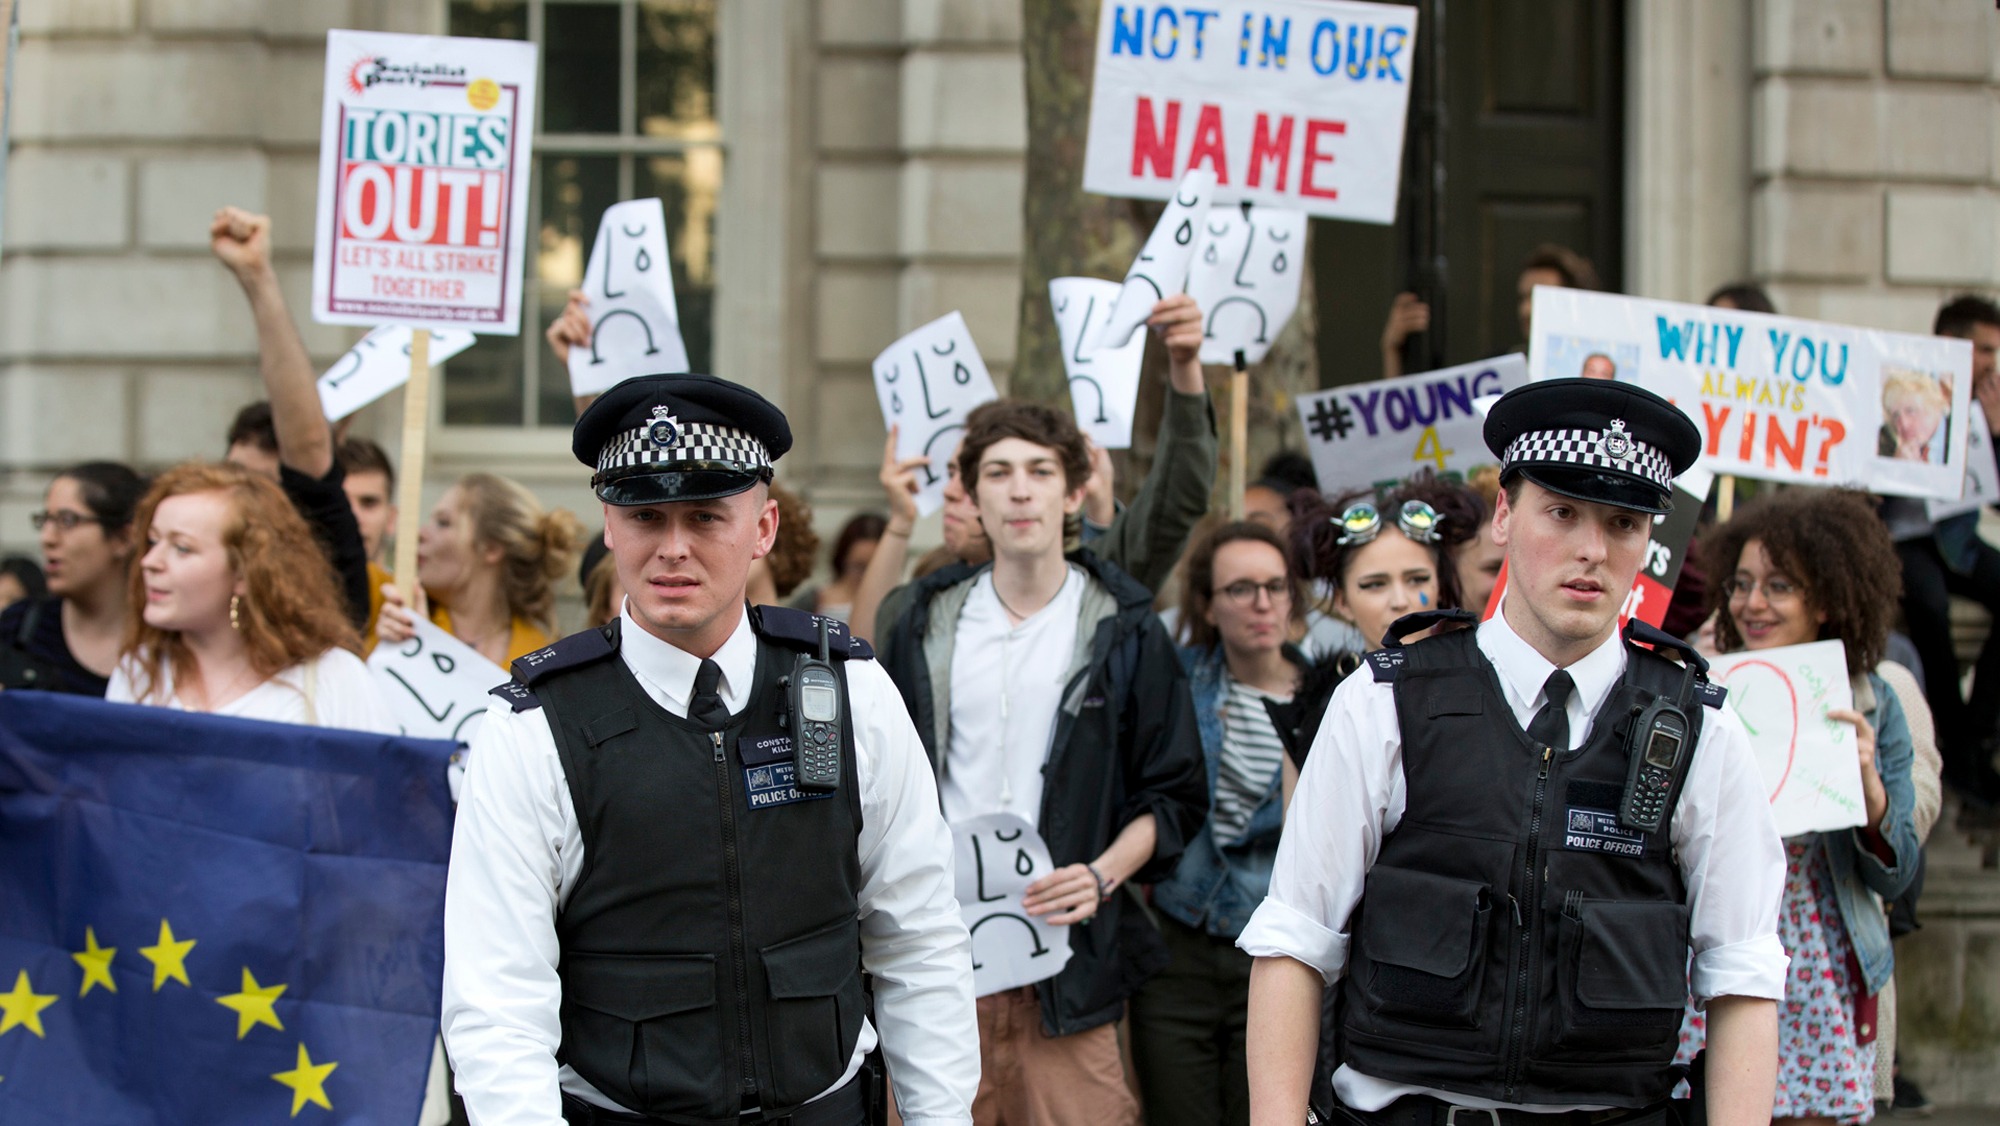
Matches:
[230,595,241,632]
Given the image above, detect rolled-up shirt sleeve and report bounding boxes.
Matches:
[1671,704,1789,1004]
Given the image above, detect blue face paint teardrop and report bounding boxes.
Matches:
[1419,592,1430,607]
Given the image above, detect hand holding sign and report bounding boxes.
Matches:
[318,325,478,420]
[871,312,1000,517]
[1051,277,1146,448]
[567,198,691,397]
[367,616,509,746]
[952,813,1074,998]
[1186,204,1307,366]
[1086,167,1217,353]
[1706,640,1865,838]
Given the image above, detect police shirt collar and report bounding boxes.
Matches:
[618,602,759,718]
[1476,598,1627,738]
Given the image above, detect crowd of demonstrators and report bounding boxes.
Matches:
[789,511,886,623]
[0,463,148,695]
[1379,242,1602,379]
[746,481,819,607]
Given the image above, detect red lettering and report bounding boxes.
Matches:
[1765,414,1809,472]
[1699,402,1732,457]
[1187,103,1229,184]
[1247,113,1294,191]
[1300,118,1347,199]
[1737,410,1757,461]
[1131,96,1181,179]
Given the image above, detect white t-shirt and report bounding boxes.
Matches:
[106,647,396,734]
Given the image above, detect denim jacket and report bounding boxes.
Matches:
[1818,670,1922,996]
[1150,644,1297,938]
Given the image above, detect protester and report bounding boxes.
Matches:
[1706,281,1777,314]
[336,437,398,650]
[1682,487,1928,1124]
[576,538,620,630]
[0,556,46,610]
[1455,465,1506,615]
[1379,243,1600,378]
[1290,480,1460,654]
[105,462,389,732]
[1241,451,1317,533]
[1132,521,1305,1126]
[377,473,582,666]
[789,512,886,623]
[745,480,819,606]
[876,398,1207,1126]
[1243,380,1785,1126]
[0,463,147,695]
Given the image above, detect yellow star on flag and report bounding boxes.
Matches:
[216,967,287,1039]
[138,918,196,991]
[271,1042,337,1116]
[0,970,57,1038]
[71,928,117,997]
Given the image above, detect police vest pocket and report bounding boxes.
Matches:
[560,952,722,1115]
[1555,899,1689,1051]
[1356,866,1492,1028]
[761,917,865,1108]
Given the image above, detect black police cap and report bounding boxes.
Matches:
[1482,379,1702,515]
[573,373,794,506]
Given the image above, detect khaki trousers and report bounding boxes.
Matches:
[971,987,1138,1126]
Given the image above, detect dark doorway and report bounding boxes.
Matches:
[1313,0,1626,387]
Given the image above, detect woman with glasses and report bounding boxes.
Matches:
[1677,488,1934,1126]
[0,463,148,695]
[1131,520,1308,1126]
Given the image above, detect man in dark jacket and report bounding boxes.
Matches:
[876,399,1207,1126]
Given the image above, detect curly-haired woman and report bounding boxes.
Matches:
[1675,487,1939,1125]
[107,462,389,732]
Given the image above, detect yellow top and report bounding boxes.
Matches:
[431,603,553,665]
[361,560,392,655]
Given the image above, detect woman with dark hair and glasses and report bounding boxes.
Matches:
[0,462,148,695]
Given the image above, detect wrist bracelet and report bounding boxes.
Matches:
[1087,863,1113,902]
[883,525,912,538]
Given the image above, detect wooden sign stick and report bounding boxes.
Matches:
[392,328,433,609]
[1716,474,1736,523]
[1229,349,1249,519]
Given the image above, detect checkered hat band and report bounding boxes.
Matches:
[598,421,772,473]
[1502,428,1673,490]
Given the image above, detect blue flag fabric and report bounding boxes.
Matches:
[0,691,458,1125]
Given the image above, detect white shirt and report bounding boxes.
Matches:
[441,606,979,1126]
[106,647,395,734]
[1237,606,1788,1114]
[940,567,1084,825]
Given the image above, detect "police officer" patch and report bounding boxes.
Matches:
[1561,806,1645,857]
[739,734,835,810]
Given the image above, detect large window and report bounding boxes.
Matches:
[444,0,719,429]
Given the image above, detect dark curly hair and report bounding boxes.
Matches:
[1288,475,1465,612]
[1702,488,1901,673]
[1178,521,1303,650]
[764,482,820,598]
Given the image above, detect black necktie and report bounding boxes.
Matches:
[1526,669,1574,752]
[690,658,729,727]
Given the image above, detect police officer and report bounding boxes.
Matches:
[1240,380,1787,1126]
[441,374,980,1126]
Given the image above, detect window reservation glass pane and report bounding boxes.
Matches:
[637,0,718,142]
[448,0,527,41]
[636,151,717,375]
[543,1,621,135]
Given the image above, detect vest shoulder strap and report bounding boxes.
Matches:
[489,622,621,712]
[748,604,875,661]
[1366,648,1405,682]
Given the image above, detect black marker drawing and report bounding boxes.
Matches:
[1069,376,1109,423]
[586,308,664,365]
[920,423,965,485]
[967,913,1053,970]
[1187,205,1308,366]
[568,198,690,396]
[952,813,1073,992]
[871,312,999,517]
[1088,167,1217,353]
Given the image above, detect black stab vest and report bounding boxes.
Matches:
[512,614,866,1125]
[1339,627,1714,1108]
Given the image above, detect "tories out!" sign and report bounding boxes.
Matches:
[311,30,538,333]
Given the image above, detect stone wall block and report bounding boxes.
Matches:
[902,0,1022,45]
[810,369,888,472]
[817,58,902,154]
[139,153,268,249]
[1752,183,1882,281]
[1755,79,1880,178]
[266,0,354,39]
[135,367,261,463]
[144,0,261,33]
[816,267,901,364]
[264,155,322,253]
[899,158,1023,258]
[900,51,1026,152]
[1886,87,1993,180]
[20,0,136,33]
[1754,0,1882,76]
[1887,0,1996,80]
[0,366,131,467]
[0,259,254,359]
[1886,187,1998,285]
[818,163,901,258]
[260,46,327,146]
[3,150,130,251]
[897,264,1019,364]
[10,42,264,141]
[818,0,899,46]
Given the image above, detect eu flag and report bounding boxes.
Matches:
[0,691,458,1124]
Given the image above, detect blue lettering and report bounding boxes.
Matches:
[1310,20,1340,74]
[1259,15,1290,68]
[1377,27,1408,80]
[1820,342,1848,385]
[1186,9,1218,57]
[1349,389,1384,437]
[1435,375,1472,419]
[1111,6,1144,55]
[1237,12,1252,66]
[1151,7,1180,58]
[1723,324,1744,367]
[1657,317,1695,361]
[1790,338,1817,382]
[1470,369,1503,397]
[1343,25,1374,80]
[1384,388,1410,430]
[1767,329,1793,379]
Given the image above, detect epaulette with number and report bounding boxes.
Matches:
[1367,648,1405,682]
[487,623,620,712]
[1622,617,1726,709]
[1693,676,1727,710]
[748,604,875,661]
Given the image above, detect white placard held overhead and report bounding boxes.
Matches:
[566,198,691,397]
[1706,640,1866,838]
[1186,204,1308,366]
[1085,167,1217,353]
[367,617,509,746]
[871,312,1000,517]
[1051,277,1146,449]
[317,325,478,421]
[1295,354,1528,495]
[952,813,1074,998]
[311,30,539,333]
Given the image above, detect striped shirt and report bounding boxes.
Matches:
[1211,674,1291,844]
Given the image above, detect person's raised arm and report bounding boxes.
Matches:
[545,289,599,419]
[1379,291,1430,380]
[211,207,330,478]
[849,425,927,644]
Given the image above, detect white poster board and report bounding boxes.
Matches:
[566,198,691,397]
[952,813,1074,998]
[1086,167,1216,353]
[1528,288,1975,501]
[317,325,478,421]
[367,617,509,745]
[871,313,1001,517]
[312,30,539,333]
[1927,410,1998,521]
[1051,277,1146,449]
[1186,204,1308,366]
[1083,0,1417,223]
[1295,354,1527,494]
[1706,640,1866,838]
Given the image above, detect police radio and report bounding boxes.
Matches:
[1620,696,1689,832]
[790,617,842,793]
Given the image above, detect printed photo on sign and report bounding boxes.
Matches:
[1295,354,1526,496]
[567,197,691,398]
[317,324,477,420]
[1705,640,1865,838]
[871,312,1000,517]
[951,813,1073,998]
[311,29,539,333]
[1051,277,1147,449]
[1186,204,1307,366]
[367,617,509,745]
[1527,287,1975,500]
[1082,0,1418,223]
[1087,167,1216,353]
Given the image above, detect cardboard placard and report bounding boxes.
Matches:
[1051,277,1147,449]
[1086,167,1217,353]
[1706,640,1865,838]
[367,617,509,746]
[1927,409,1998,522]
[871,313,1001,517]
[317,324,477,420]
[1186,204,1308,365]
[952,813,1074,998]
[566,197,691,397]
[1295,354,1527,496]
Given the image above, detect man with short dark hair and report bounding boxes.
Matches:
[336,437,398,650]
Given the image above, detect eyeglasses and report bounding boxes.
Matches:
[1333,499,1445,546]
[31,510,101,533]
[1215,579,1292,606]
[1723,575,1802,602]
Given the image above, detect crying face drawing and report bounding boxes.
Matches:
[1187,205,1308,366]
[568,197,691,391]
[1086,167,1219,354]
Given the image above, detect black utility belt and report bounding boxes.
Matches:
[561,1074,866,1126]
[1332,1095,1685,1126]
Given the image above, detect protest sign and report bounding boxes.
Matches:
[1927,409,1998,522]
[1087,167,1216,353]
[367,617,508,745]
[311,29,538,333]
[871,313,1000,517]
[1296,354,1527,495]
[1051,277,1147,449]
[1186,204,1308,365]
[567,198,691,398]
[952,813,1073,998]
[316,324,477,421]
[1706,640,1865,838]
[1083,0,1417,223]
[1528,288,1975,500]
